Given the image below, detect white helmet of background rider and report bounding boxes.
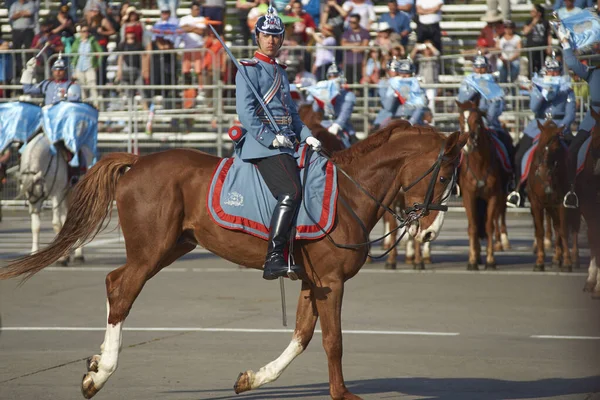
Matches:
[66,83,82,102]
[51,54,68,71]
[326,63,345,88]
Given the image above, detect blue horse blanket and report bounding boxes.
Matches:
[207,144,338,241]
[0,101,42,153]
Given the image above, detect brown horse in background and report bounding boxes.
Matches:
[382,216,432,269]
[579,108,600,297]
[0,120,467,400]
[298,103,346,153]
[527,120,579,272]
[457,100,511,270]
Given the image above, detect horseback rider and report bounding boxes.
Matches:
[558,28,600,208]
[372,57,426,130]
[506,53,575,208]
[21,54,82,105]
[307,64,358,146]
[235,7,321,280]
[457,53,515,167]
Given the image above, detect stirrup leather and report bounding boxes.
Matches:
[506,191,521,208]
[563,191,579,209]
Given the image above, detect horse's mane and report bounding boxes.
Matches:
[331,120,442,165]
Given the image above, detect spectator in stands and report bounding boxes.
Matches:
[0,38,12,97]
[379,0,411,47]
[88,5,115,86]
[479,10,504,60]
[553,0,592,12]
[341,13,370,84]
[375,21,402,54]
[410,40,439,110]
[311,25,337,80]
[201,0,226,34]
[288,0,317,45]
[556,0,583,20]
[397,0,415,19]
[52,5,76,53]
[180,1,206,104]
[496,20,521,83]
[71,22,101,105]
[116,26,144,100]
[248,0,272,44]
[119,6,144,45]
[200,24,225,110]
[236,0,257,45]
[342,0,376,30]
[143,32,178,124]
[486,0,510,21]
[415,0,443,54]
[389,44,406,60]
[84,0,107,21]
[321,0,346,64]
[154,7,179,29]
[522,4,552,76]
[360,48,382,86]
[9,0,37,80]
[31,19,64,83]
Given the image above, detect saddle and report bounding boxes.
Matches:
[207,144,338,241]
[577,135,595,176]
[520,134,568,184]
[459,129,512,173]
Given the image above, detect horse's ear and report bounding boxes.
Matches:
[444,131,468,160]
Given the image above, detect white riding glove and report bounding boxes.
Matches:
[272,134,294,149]
[306,136,322,152]
[557,25,571,48]
[328,123,342,135]
[20,57,37,85]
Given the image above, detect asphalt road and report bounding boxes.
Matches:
[1,210,600,400]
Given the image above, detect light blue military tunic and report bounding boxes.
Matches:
[235,51,312,161]
[564,47,600,133]
[522,80,576,138]
[457,74,505,132]
[309,87,356,135]
[373,78,425,127]
[23,79,81,106]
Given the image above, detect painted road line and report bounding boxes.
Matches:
[530,335,600,340]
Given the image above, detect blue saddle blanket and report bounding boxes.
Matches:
[0,101,42,153]
[207,144,338,241]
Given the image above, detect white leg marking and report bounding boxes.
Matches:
[422,241,431,258]
[31,211,40,254]
[250,337,303,389]
[406,237,415,258]
[90,301,123,390]
[382,221,391,247]
[501,232,510,249]
[52,196,62,234]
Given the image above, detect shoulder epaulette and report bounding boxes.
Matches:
[276,59,288,70]
[240,58,258,66]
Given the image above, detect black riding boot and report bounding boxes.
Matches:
[263,194,301,280]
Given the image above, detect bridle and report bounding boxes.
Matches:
[459,107,493,190]
[533,133,561,195]
[302,139,456,258]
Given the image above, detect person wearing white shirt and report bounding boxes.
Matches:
[415,0,443,53]
[557,0,582,20]
[342,0,376,30]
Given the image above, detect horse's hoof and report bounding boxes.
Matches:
[413,262,425,270]
[73,256,86,265]
[467,263,479,271]
[81,373,99,399]
[533,264,545,272]
[484,262,497,270]
[423,257,432,264]
[583,281,596,292]
[560,265,572,273]
[405,256,414,264]
[86,355,100,373]
[55,259,69,267]
[233,371,253,394]
[384,262,396,270]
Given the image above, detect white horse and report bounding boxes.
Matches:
[18,133,84,265]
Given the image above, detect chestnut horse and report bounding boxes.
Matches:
[0,120,467,400]
[527,120,579,272]
[457,100,511,270]
[298,103,346,152]
[579,108,600,297]
[382,222,432,269]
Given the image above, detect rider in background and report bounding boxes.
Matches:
[558,27,600,208]
[457,53,515,173]
[306,64,358,145]
[21,54,82,105]
[235,8,321,280]
[372,57,426,131]
[506,54,575,208]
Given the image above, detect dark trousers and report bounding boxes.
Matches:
[343,63,361,84]
[514,135,534,185]
[316,63,332,81]
[566,129,591,184]
[254,154,302,202]
[11,28,35,79]
[416,22,442,54]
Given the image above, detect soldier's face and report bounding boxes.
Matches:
[53,69,66,80]
[474,67,487,74]
[547,70,560,77]
[258,33,282,57]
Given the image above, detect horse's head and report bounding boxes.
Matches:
[456,99,485,154]
[298,104,323,130]
[532,119,565,193]
[400,130,468,242]
[311,126,346,153]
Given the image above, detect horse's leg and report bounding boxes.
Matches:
[405,236,415,265]
[422,241,432,264]
[570,209,580,269]
[315,279,361,400]
[29,202,41,254]
[531,203,546,271]
[500,202,510,250]
[52,196,69,266]
[551,214,561,267]
[584,256,598,292]
[384,215,397,269]
[484,196,498,270]
[493,215,503,252]
[413,240,424,270]
[555,207,572,272]
[544,211,553,251]
[463,192,479,270]
[234,281,319,393]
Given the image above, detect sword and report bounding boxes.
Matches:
[35,42,50,60]
[208,24,281,134]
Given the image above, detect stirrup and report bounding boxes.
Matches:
[287,238,299,281]
[506,191,521,208]
[563,191,579,209]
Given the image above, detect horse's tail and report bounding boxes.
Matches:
[0,153,139,282]
[476,198,487,240]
